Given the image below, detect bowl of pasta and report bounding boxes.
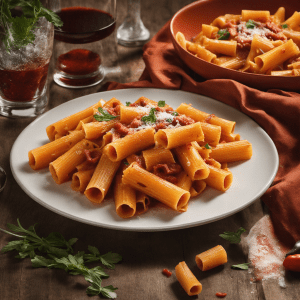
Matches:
[170,0,300,91]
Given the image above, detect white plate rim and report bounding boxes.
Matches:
[10,88,279,231]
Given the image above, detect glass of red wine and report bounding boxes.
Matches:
[53,0,117,89]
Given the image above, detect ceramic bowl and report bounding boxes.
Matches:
[170,0,300,91]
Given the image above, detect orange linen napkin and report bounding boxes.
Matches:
[104,21,300,246]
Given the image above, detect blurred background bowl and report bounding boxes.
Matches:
[170,0,300,91]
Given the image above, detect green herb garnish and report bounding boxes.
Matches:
[94,107,117,122]
[0,219,121,299]
[126,102,131,106]
[217,29,230,40]
[245,20,258,29]
[141,107,157,123]
[172,111,179,116]
[231,263,250,270]
[281,24,288,29]
[219,227,246,243]
[166,118,172,123]
[0,0,63,52]
[204,143,211,149]
[158,100,166,107]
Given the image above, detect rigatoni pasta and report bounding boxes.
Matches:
[195,245,228,271]
[28,96,252,219]
[175,7,300,76]
[175,261,202,296]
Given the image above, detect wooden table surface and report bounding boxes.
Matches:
[1,1,300,299]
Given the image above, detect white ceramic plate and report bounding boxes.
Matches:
[10,88,279,231]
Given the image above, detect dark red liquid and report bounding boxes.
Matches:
[54,7,116,44]
[0,61,49,102]
[57,49,101,75]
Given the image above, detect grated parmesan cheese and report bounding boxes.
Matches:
[237,21,272,42]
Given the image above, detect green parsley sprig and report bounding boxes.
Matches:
[0,219,122,299]
[0,0,63,52]
[219,227,246,244]
[141,107,157,123]
[94,107,117,122]
[217,29,230,40]
[245,19,258,29]
[157,100,166,107]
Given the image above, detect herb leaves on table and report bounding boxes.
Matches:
[219,227,246,244]
[0,219,121,299]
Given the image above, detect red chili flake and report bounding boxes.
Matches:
[162,268,172,277]
[216,292,227,298]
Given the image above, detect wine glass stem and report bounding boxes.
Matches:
[117,0,150,47]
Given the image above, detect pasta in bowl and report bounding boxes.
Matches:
[170,0,300,90]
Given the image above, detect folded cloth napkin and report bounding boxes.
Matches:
[104,21,300,247]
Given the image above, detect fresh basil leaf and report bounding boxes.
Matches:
[218,29,230,40]
[158,100,166,107]
[219,227,246,243]
[246,20,257,29]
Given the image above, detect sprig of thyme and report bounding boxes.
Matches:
[0,219,121,298]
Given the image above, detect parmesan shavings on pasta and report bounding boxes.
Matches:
[237,21,273,42]
[156,111,175,121]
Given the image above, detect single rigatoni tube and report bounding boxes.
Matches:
[174,143,210,180]
[122,162,190,212]
[84,153,121,203]
[176,103,235,135]
[202,36,237,57]
[71,168,95,193]
[142,148,175,171]
[204,165,233,192]
[104,127,155,161]
[119,106,147,123]
[114,168,136,219]
[175,261,202,296]
[241,10,270,22]
[209,140,252,163]
[154,122,204,149]
[195,245,228,271]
